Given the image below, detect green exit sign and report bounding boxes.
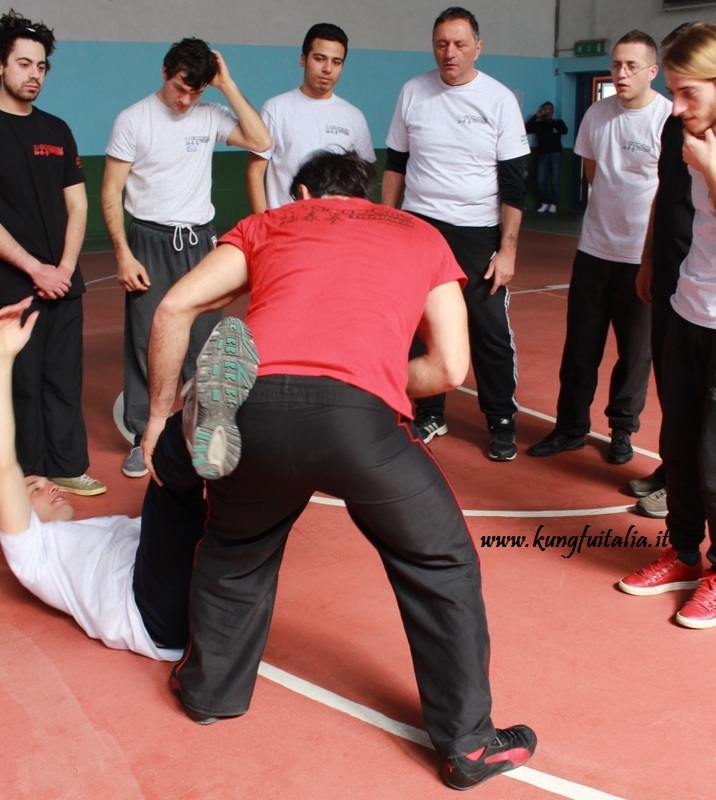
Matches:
[574,39,607,57]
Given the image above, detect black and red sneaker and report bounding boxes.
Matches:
[442,725,537,790]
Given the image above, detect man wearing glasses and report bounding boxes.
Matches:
[529,30,670,464]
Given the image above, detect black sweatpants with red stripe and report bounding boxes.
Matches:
[173,375,496,759]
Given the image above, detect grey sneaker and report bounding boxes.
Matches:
[636,487,667,519]
[183,317,259,479]
[122,445,149,478]
[49,474,107,496]
[628,470,665,498]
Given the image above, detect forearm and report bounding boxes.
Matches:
[0,224,42,277]
[381,170,406,208]
[246,154,269,213]
[101,189,134,262]
[147,302,194,422]
[59,201,87,272]
[222,81,271,152]
[499,203,523,255]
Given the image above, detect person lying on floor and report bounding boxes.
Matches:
[0,297,258,659]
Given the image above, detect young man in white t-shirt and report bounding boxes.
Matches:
[529,30,671,464]
[101,38,269,481]
[618,23,716,627]
[245,23,375,212]
[382,7,529,462]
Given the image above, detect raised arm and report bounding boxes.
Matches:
[0,298,38,534]
[211,51,271,152]
[246,152,270,213]
[407,281,469,398]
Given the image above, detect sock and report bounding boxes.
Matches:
[677,551,700,567]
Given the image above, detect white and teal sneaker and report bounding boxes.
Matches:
[182,317,259,479]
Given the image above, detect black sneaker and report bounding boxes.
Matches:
[488,418,517,461]
[414,414,448,444]
[442,725,537,790]
[607,429,633,465]
[182,317,259,479]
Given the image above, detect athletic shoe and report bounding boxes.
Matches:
[122,445,149,478]
[607,429,633,464]
[527,429,585,457]
[636,487,668,519]
[49,474,107,496]
[548,204,557,213]
[414,415,448,444]
[488,418,517,461]
[676,571,716,629]
[618,548,703,596]
[182,317,259,480]
[537,203,549,213]
[442,725,537,790]
[627,469,665,498]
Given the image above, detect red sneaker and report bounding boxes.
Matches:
[618,548,703,596]
[676,571,716,629]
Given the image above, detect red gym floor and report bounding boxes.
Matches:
[0,222,710,799]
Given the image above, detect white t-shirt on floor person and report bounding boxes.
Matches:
[0,512,182,661]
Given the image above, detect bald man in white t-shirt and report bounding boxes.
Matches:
[529,30,670,464]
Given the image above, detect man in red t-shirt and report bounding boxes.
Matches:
[143,150,536,791]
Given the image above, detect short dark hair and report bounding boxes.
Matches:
[290,150,376,201]
[163,37,218,90]
[301,23,348,59]
[433,7,479,40]
[614,29,658,60]
[0,8,55,70]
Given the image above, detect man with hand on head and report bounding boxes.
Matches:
[102,36,269,480]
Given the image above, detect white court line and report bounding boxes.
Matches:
[85,274,117,286]
[511,283,571,295]
[258,661,626,800]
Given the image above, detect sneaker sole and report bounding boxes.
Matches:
[634,503,668,519]
[122,466,150,478]
[489,449,517,462]
[190,318,259,479]
[49,480,107,497]
[618,578,702,596]
[527,439,585,457]
[607,452,634,465]
[675,611,716,629]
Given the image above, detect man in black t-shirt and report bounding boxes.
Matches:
[0,10,105,495]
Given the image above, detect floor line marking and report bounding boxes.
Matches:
[258,661,626,800]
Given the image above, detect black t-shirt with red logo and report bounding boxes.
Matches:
[0,107,86,303]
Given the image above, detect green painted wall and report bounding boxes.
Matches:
[82,148,576,253]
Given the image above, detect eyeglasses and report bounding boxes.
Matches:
[610,62,655,77]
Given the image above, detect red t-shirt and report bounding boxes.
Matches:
[219,198,466,417]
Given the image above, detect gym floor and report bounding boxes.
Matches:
[0,217,709,800]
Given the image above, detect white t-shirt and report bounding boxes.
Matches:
[575,92,671,264]
[106,93,238,226]
[672,167,716,329]
[386,70,529,227]
[254,88,375,209]
[0,512,182,661]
